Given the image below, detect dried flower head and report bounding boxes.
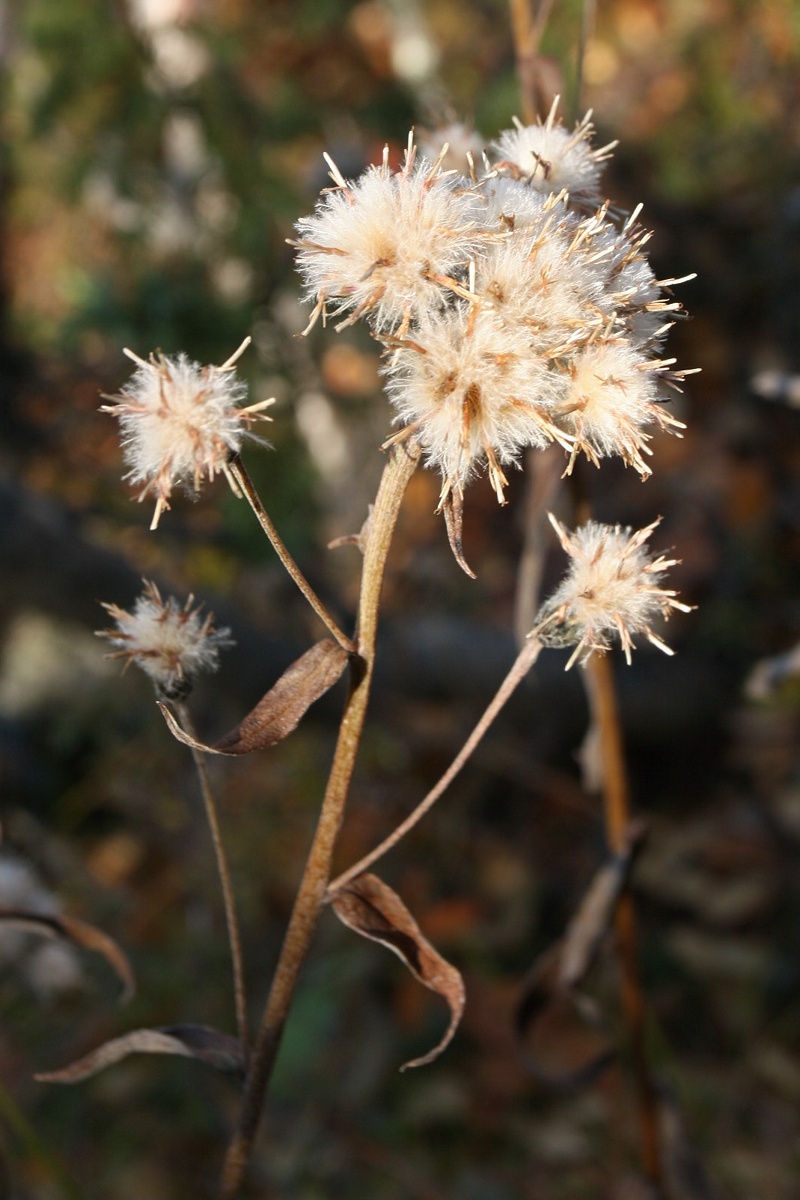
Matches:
[491,101,616,203]
[293,135,484,335]
[102,337,274,528]
[532,514,692,668]
[98,580,233,700]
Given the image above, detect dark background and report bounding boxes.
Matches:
[1,1,800,1196]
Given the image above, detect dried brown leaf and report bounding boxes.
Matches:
[559,819,647,988]
[159,638,350,754]
[0,909,134,1002]
[515,822,646,1090]
[331,873,465,1070]
[35,1023,245,1084]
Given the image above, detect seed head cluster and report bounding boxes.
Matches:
[98,580,233,700]
[532,514,692,669]
[294,107,695,516]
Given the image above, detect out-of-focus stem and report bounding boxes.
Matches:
[228,456,355,655]
[583,653,664,1194]
[509,0,556,123]
[329,636,542,895]
[177,702,248,1059]
[219,443,420,1200]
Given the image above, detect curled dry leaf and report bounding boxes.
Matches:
[35,1023,245,1084]
[159,638,350,754]
[331,873,465,1071]
[516,821,646,1089]
[0,909,135,1002]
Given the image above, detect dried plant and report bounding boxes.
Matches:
[28,55,696,1200]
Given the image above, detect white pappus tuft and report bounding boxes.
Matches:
[98,580,234,700]
[532,514,693,668]
[102,337,274,529]
[490,100,617,203]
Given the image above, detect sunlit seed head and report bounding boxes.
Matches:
[97,580,234,700]
[491,102,615,203]
[101,338,273,528]
[556,341,686,478]
[383,307,570,505]
[293,141,485,335]
[418,122,487,178]
[531,514,692,668]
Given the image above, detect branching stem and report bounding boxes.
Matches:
[228,456,355,655]
[328,636,542,895]
[219,444,420,1200]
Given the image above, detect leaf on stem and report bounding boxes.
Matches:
[331,873,465,1070]
[516,821,647,1089]
[35,1024,245,1084]
[0,909,135,1002]
[160,638,350,754]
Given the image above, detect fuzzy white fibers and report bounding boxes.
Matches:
[491,106,614,202]
[556,341,685,477]
[98,580,233,700]
[384,308,569,503]
[104,344,271,527]
[533,515,691,667]
[294,156,483,333]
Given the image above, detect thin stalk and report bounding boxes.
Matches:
[219,444,420,1200]
[329,636,542,896]
[177,702,249,1059]
[509,0,557,123]
[228,456,355,655]
[572,0,596,123]
[583,653,664,1195]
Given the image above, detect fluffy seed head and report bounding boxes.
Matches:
[532,514,692,668]
[383,308,571,504]
[293,139,484,334]
[491,101,616,203]
[102,338,273,528]
[98,580,234,700]
[556,341,686,477]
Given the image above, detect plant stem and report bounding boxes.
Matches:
[508,0,556,123]
[219,444,420,1200]
[228,456,356,655]
[328,636,542,896]
[583,653,664,1195]
[177,702,249,1059]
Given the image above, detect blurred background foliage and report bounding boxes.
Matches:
[2,0,800,1197]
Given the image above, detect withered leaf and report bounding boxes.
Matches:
[515,822,646,1090]
[0,909,134,1002]
[441,491,476,580]
[160,638,350,754]
[331,873,465,1071]
[35,1023,245,1084]
[559,819,647,989]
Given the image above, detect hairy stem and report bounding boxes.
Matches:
[219,444,420,1200]
[583,654,664,1194]
[176,702,249,1058]
[228,456,355,655]
[328,635,542,896]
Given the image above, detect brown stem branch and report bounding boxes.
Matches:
[228,456,355,655]
[218,444,420,1200]
[176,702,249,1059]
[328,636,542,896]
[508,0,556,123]
[583,653,664,1195]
